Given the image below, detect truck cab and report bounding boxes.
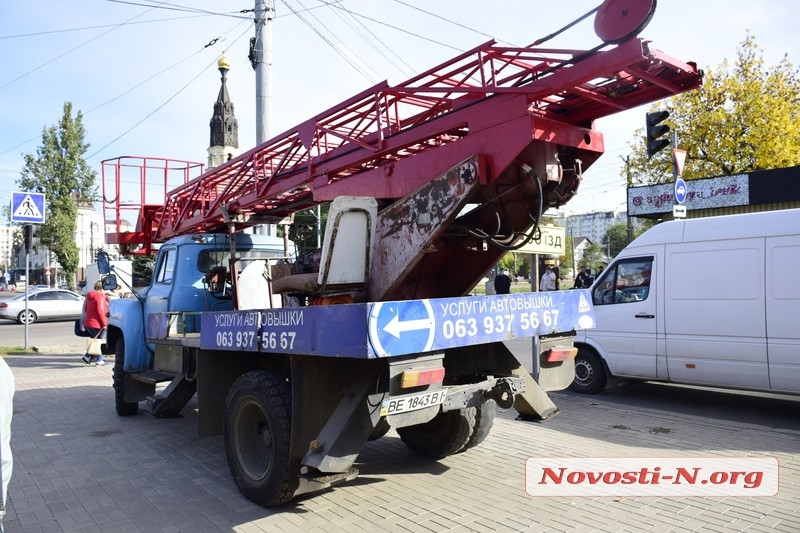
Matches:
[104,233,291,373]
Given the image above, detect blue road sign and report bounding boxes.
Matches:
[11,191,46,223]
[369,300,435,357]
[674,178,687,204]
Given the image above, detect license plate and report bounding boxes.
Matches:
[380,388,448,416]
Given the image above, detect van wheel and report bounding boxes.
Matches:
[571,349,606,394]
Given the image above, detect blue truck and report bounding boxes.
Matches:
[98,194,594,507]
[97,1,702,505]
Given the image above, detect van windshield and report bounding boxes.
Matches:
[593,257,653,305]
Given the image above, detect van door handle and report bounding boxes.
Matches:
[635,312,655,319]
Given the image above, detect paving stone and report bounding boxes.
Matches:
[2,353,798,532]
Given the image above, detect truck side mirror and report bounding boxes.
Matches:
[102,274,118,291]
[97,251,111,275]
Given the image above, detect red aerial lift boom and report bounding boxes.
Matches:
[102,0,702,300]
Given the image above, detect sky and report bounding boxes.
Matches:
[2,0,798,219]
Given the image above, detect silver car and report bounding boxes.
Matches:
[0,289,85,324]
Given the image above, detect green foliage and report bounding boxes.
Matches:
[132,256,155,287]
[626,33,800,185]
[289,204,329,254]
[581,243,605,271]
[602,223,629,259]
[601,222,648,259]
[16,102,96,284]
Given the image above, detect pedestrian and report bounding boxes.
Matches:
[494,269,512,294]
[0,356,14,533]
[82,280,108,366]
[574,266,591,289]
[105,285,122,302]
[540,265,557,291]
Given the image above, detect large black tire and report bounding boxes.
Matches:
[113,338,139,416]
[397,408,475,459]
[224,370,294,507]
[367,417,391,441]
[458,400,496,453]
[571,348,607,394]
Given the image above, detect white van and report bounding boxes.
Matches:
[572,209,800,395]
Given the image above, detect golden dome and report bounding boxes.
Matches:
[217,54,231,70]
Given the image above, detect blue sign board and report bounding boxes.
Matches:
[674,178,687,204]
[10,191,46,223]
[200,290,595,359]
[201,306,369,357]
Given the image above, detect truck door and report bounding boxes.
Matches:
[588,254,659,379]
[143,245,177,347]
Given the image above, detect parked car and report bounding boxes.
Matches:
[0,289,85,324]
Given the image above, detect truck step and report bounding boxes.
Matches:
[130,370,177,385]
[296,467,359,497]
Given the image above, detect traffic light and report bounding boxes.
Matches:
[23,224,40,252]
[645,110,670,158]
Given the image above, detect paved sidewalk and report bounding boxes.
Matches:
[2,353,799,532]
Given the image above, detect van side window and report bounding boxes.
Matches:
[155,249,177,284]
[592,257,653,305]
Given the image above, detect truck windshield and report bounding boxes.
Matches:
[197,249,290,274]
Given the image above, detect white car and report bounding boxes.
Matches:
[0,289,85,324]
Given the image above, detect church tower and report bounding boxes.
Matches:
[207,54,240,169]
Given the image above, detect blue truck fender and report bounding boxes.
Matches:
[107,297,153,372]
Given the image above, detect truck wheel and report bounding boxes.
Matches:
[397,408,475,459]
[113,339,139,416]
[458,400,496,453]
[224,370,293,507]
[367,417,391,441]
[571,349,607,394]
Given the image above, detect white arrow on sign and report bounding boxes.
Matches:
[384,313,433,339]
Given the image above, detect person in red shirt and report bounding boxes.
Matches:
[82,281,109,366]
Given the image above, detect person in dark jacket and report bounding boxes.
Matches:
[494,269,512,294]
[574,266,591,289]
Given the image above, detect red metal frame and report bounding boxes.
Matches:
[103,37,701,254]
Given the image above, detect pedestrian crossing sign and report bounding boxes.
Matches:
[11,191,46,223]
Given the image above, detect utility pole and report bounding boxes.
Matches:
[253,0,275,144]
[251,0,276,236]
[622,155,633,244]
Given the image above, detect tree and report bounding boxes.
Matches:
[17,102,96,288]
[132,256,155,288]
[602,223,629,260]
[600,222,650,260]
[581,243,605,272]
[626,33,800,185]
